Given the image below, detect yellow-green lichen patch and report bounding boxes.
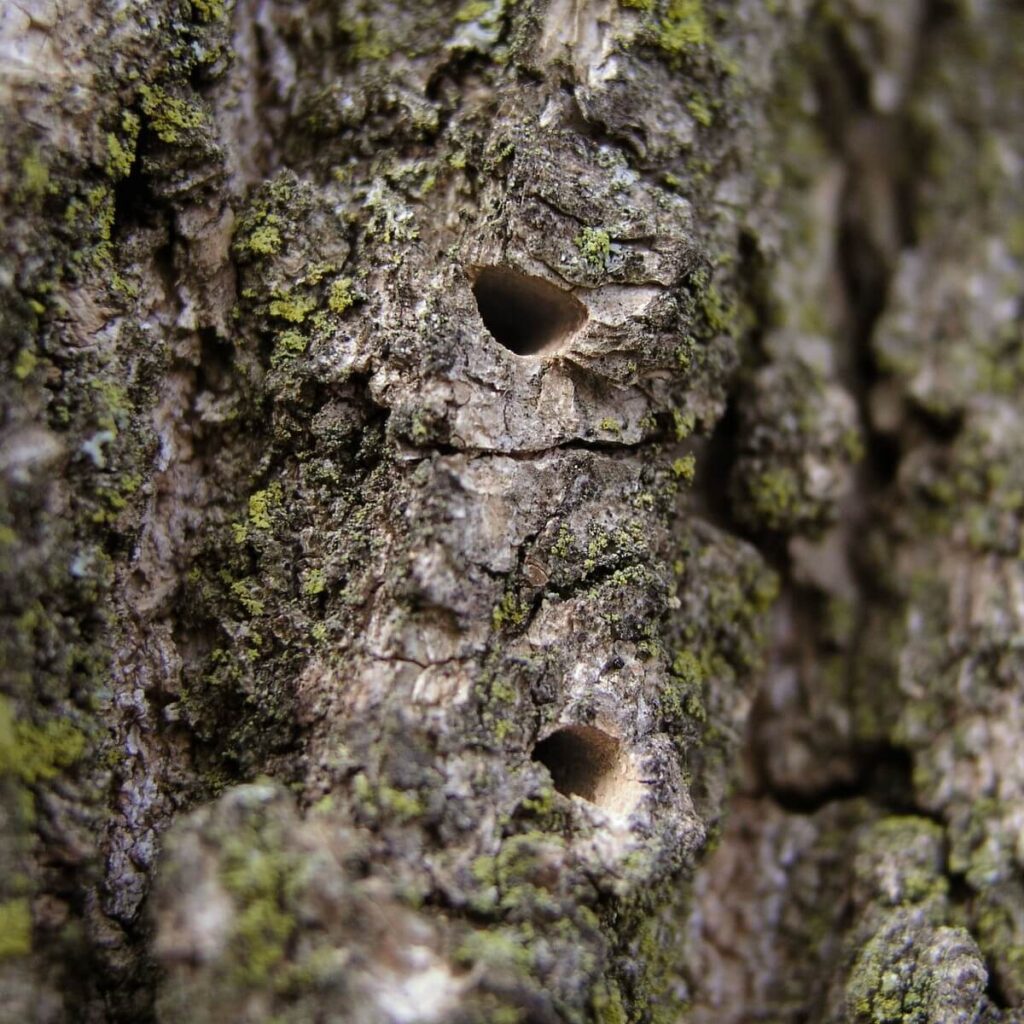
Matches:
[352,773,425,823]
[672,455,696,483]
[248,483,283,530]
[247,224,282,256]
[270,330,308,367]
[455,0,493,22]
[663,649,707,724]
[190,0,226,22]
[672,408,696,440]
[139,86,207,145]
[18,151,50,201]
[972,890,1024,1002]
[550,523,575,560]
[13,349,38,381]
[106,112,141,180]
[687,94,713,127]
[591,978,628,1024]
[327,277,355,314]
[64,185,116,272]
[0,899,31,960]
[302,568,326,597]
[338,17,393,62]
[220,833,301,987]
[268,293,317,324]
[746,467,799,528]
[492,592,530,631]
[230,579,266,617]
[657,0,709,58]
[575,227,612,268]
[0,696,86,785]
[700,283,740,337]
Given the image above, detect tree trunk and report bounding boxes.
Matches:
[1,0,1022,1021]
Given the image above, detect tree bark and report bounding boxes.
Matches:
[1,0,1022,1022]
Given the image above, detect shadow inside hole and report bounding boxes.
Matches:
[532,725,630,809]
[471,266,587,356]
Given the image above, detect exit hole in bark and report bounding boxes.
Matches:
[471,267,587,356]
[532,725,642,815]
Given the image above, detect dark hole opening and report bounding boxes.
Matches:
[531,725,621,804]
[471,267,587,356]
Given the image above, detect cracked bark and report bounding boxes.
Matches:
[1,1,1022,1022]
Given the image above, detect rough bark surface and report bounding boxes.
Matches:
[1,0,1022,1022]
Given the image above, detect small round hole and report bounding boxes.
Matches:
[471,267,587,356]
[532,725,643,815]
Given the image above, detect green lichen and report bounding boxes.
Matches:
[338,17,393,61]
[747,467,800,529]
[551,524,574,559]
[687,95,713,127]
[65,185,116,271]
[592,979,628,1024]
[672,455,696,483]
[247,224,282,256]
[455,0,493,22]
[489,678,516,704]
[455,928,533,972]
[13,349,38,381]
[575,227,612,268]
[302,568,326,596]
[327,277,355,314]
[105,112,140,180]
[623,905,690,1024]
[352,773,424,822]
[657,0,709,57]
[190,0,226,22]
[0,899,31,960]
[364,179,420,246]
[18,151,50,200]
[270,330,308,367]
[675,335,698,371]
[672,409,696,440]
[493,832,567,917]
[268,294,316,324]
[972,888,1024,999]
[230,579,265,617]
[89,378,132,435]
[492,592,529,631]
[845,922,982,1024]
[248,483,283,530]
[661,649,706,724]
[0,696,86,785]
[139,85,207,144]
[91,474,143,524]
[220,831,300,987]
[700,284,738,337]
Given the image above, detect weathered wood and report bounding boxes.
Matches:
[1,0,1022,1021]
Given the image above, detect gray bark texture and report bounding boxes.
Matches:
[1,0,1022,1021]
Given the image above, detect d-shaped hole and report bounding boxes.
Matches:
[471,267,587,356]
[532,725,640,814]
